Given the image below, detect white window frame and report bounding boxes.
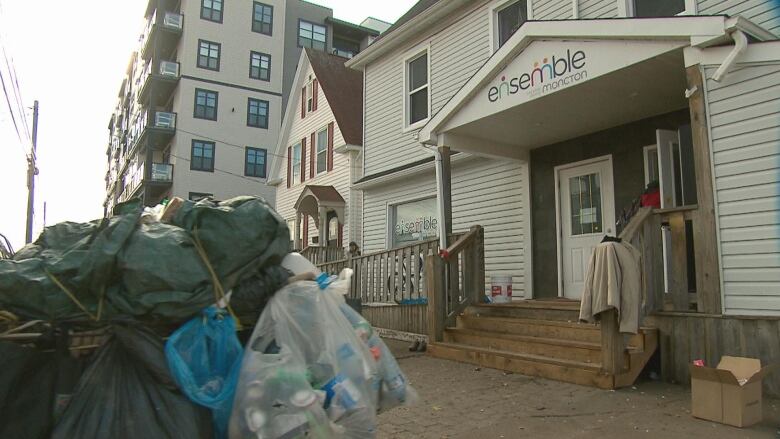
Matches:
[489,0,533,53]
[385,194,438,250]
[402,43,431,132]
[291,142,302,185]
[618,0,697,17]
[643,144,659,186]
[316,126,328,175]
[305,77,314,113]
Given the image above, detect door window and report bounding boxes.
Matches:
[569,173,602,235]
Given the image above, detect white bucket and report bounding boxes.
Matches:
[490,275,513,303]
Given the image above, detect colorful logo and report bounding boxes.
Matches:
[488,49,588,102]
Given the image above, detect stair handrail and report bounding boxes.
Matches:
[426,225,485,343]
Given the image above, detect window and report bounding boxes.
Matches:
[247,98,269,128]
[201,0,222,22]
[189,192,213,201]
[306,80,314,112]
[497,1,527,49]
[252,2,273,35]
[568,173,603,235]
[644,146,659,186]
[299,20,326,51]
[291,143,302,184]
[316,127,328,174]
[245,147,267,178]
[250,51,271,81]
[194,89,218,120]
[197,40,221,71]
[191,140,215,172]
[390,197,438,248]
[633,0,685,17]
[333,37,360,59]
[406,51,429,127]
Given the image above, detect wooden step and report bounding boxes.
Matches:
[457,315,601,343]
[428,342,614,389]
[466,302,580,322]
[444,328,607,364]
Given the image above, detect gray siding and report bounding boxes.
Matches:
[534,0,574,19]
[362,157,530,296]
[363,2,492,177]
[578,0,619,18]
[698,0,780,36]
[705,62,780,315]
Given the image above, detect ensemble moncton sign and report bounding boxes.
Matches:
[488,49,588,102]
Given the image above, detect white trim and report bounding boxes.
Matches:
[642,144,658,186]
[553,154,614,298]
[269,50,310,182]
[315,124,329,176]
[335,143,362,154]
[385,193,438,250]
[622,0,699,18]
[402,42,432,132]
[699,64,726,315]
[353,152,471,190]
[572,0,579,19]
[290,141,303,186]
[522,160,534,299]
[685,41,780,68]
[489,0,533,53]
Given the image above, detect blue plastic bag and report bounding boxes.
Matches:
[166,306,243,439]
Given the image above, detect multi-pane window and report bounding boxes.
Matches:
[569,173,603,235]
[191,140,215,172]
[201,0,223,22]
[316,127,328,174]
[406,52,428,126]
[298,20,326,51]
[245,147,267,178]
[250,51,271,81]
[291,143,301,184]
[197,40,221,71]
[633,0,685,17]
[252,2,273,35]
[497,1,527,48]
[194,89,218,120]
[247,98,269,128]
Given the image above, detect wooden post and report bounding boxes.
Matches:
[437,146,453,243]
[669,212,689,311]
[686,65,722,314]
[426,254,445,343]
[600,308,624,376]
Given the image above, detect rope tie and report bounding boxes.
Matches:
[45,269,99,321]
[191,229,242,328]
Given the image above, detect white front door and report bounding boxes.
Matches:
[557,157,616,299]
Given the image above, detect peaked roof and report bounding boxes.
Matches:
[373,0,439,43]
[305,48,364,146]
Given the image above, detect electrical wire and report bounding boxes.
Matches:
[169,153,270,185]
[175,127,290,161]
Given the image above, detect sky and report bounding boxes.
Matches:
[0,0,416,252]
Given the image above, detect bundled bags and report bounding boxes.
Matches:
[229,269,416,439]
[166,307,244,439]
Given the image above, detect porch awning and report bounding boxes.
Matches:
[294,185,346,222]
[418,16,774,158]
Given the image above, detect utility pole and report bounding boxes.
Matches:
[25,100,38,244]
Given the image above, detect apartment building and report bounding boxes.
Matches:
[104,0,384,214]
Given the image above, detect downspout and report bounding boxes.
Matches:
[423,143,449,252]
[711,30,748,82]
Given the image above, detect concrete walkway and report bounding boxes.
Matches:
[378,339,780,438]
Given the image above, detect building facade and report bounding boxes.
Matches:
[104,0,380,214]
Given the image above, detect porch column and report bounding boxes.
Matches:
[434,145,453,248]
[294,212,301,251]
[686,65,722,314]
[318,207,328,247]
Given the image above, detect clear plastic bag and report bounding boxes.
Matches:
[166,306,244,439]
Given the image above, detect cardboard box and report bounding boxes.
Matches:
[690,356,774,427]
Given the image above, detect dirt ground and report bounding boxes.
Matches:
[377,339,780,439]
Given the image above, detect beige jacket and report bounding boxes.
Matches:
[578,241,642,334]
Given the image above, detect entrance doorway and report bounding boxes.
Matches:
[556,156,616,299]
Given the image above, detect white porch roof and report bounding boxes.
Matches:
[418,16,775,156]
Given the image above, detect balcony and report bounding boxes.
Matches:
[127,110,177,156]
[149,163,173,183]
[141,11,183,61]
[138,60,180,105]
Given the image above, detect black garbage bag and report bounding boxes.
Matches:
[230,264,291,324]
[52,323,213,439]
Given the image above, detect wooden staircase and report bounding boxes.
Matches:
[427,300,658,389]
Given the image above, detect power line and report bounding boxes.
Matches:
[176,127,290,161]
[170,153,269,186]
[0,68,22,143]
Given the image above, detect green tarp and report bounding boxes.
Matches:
[0,196,291,323]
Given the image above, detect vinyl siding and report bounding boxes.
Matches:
[698,0,780,36]
[362,156,530,296]
[578,0,619,18]
[363,2,492,177]
[705,62,780,315]
[533,0,574,19]
[274,62,353,247]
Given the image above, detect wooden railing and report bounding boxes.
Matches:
[300,246,346,266]
[426,225,486,343]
